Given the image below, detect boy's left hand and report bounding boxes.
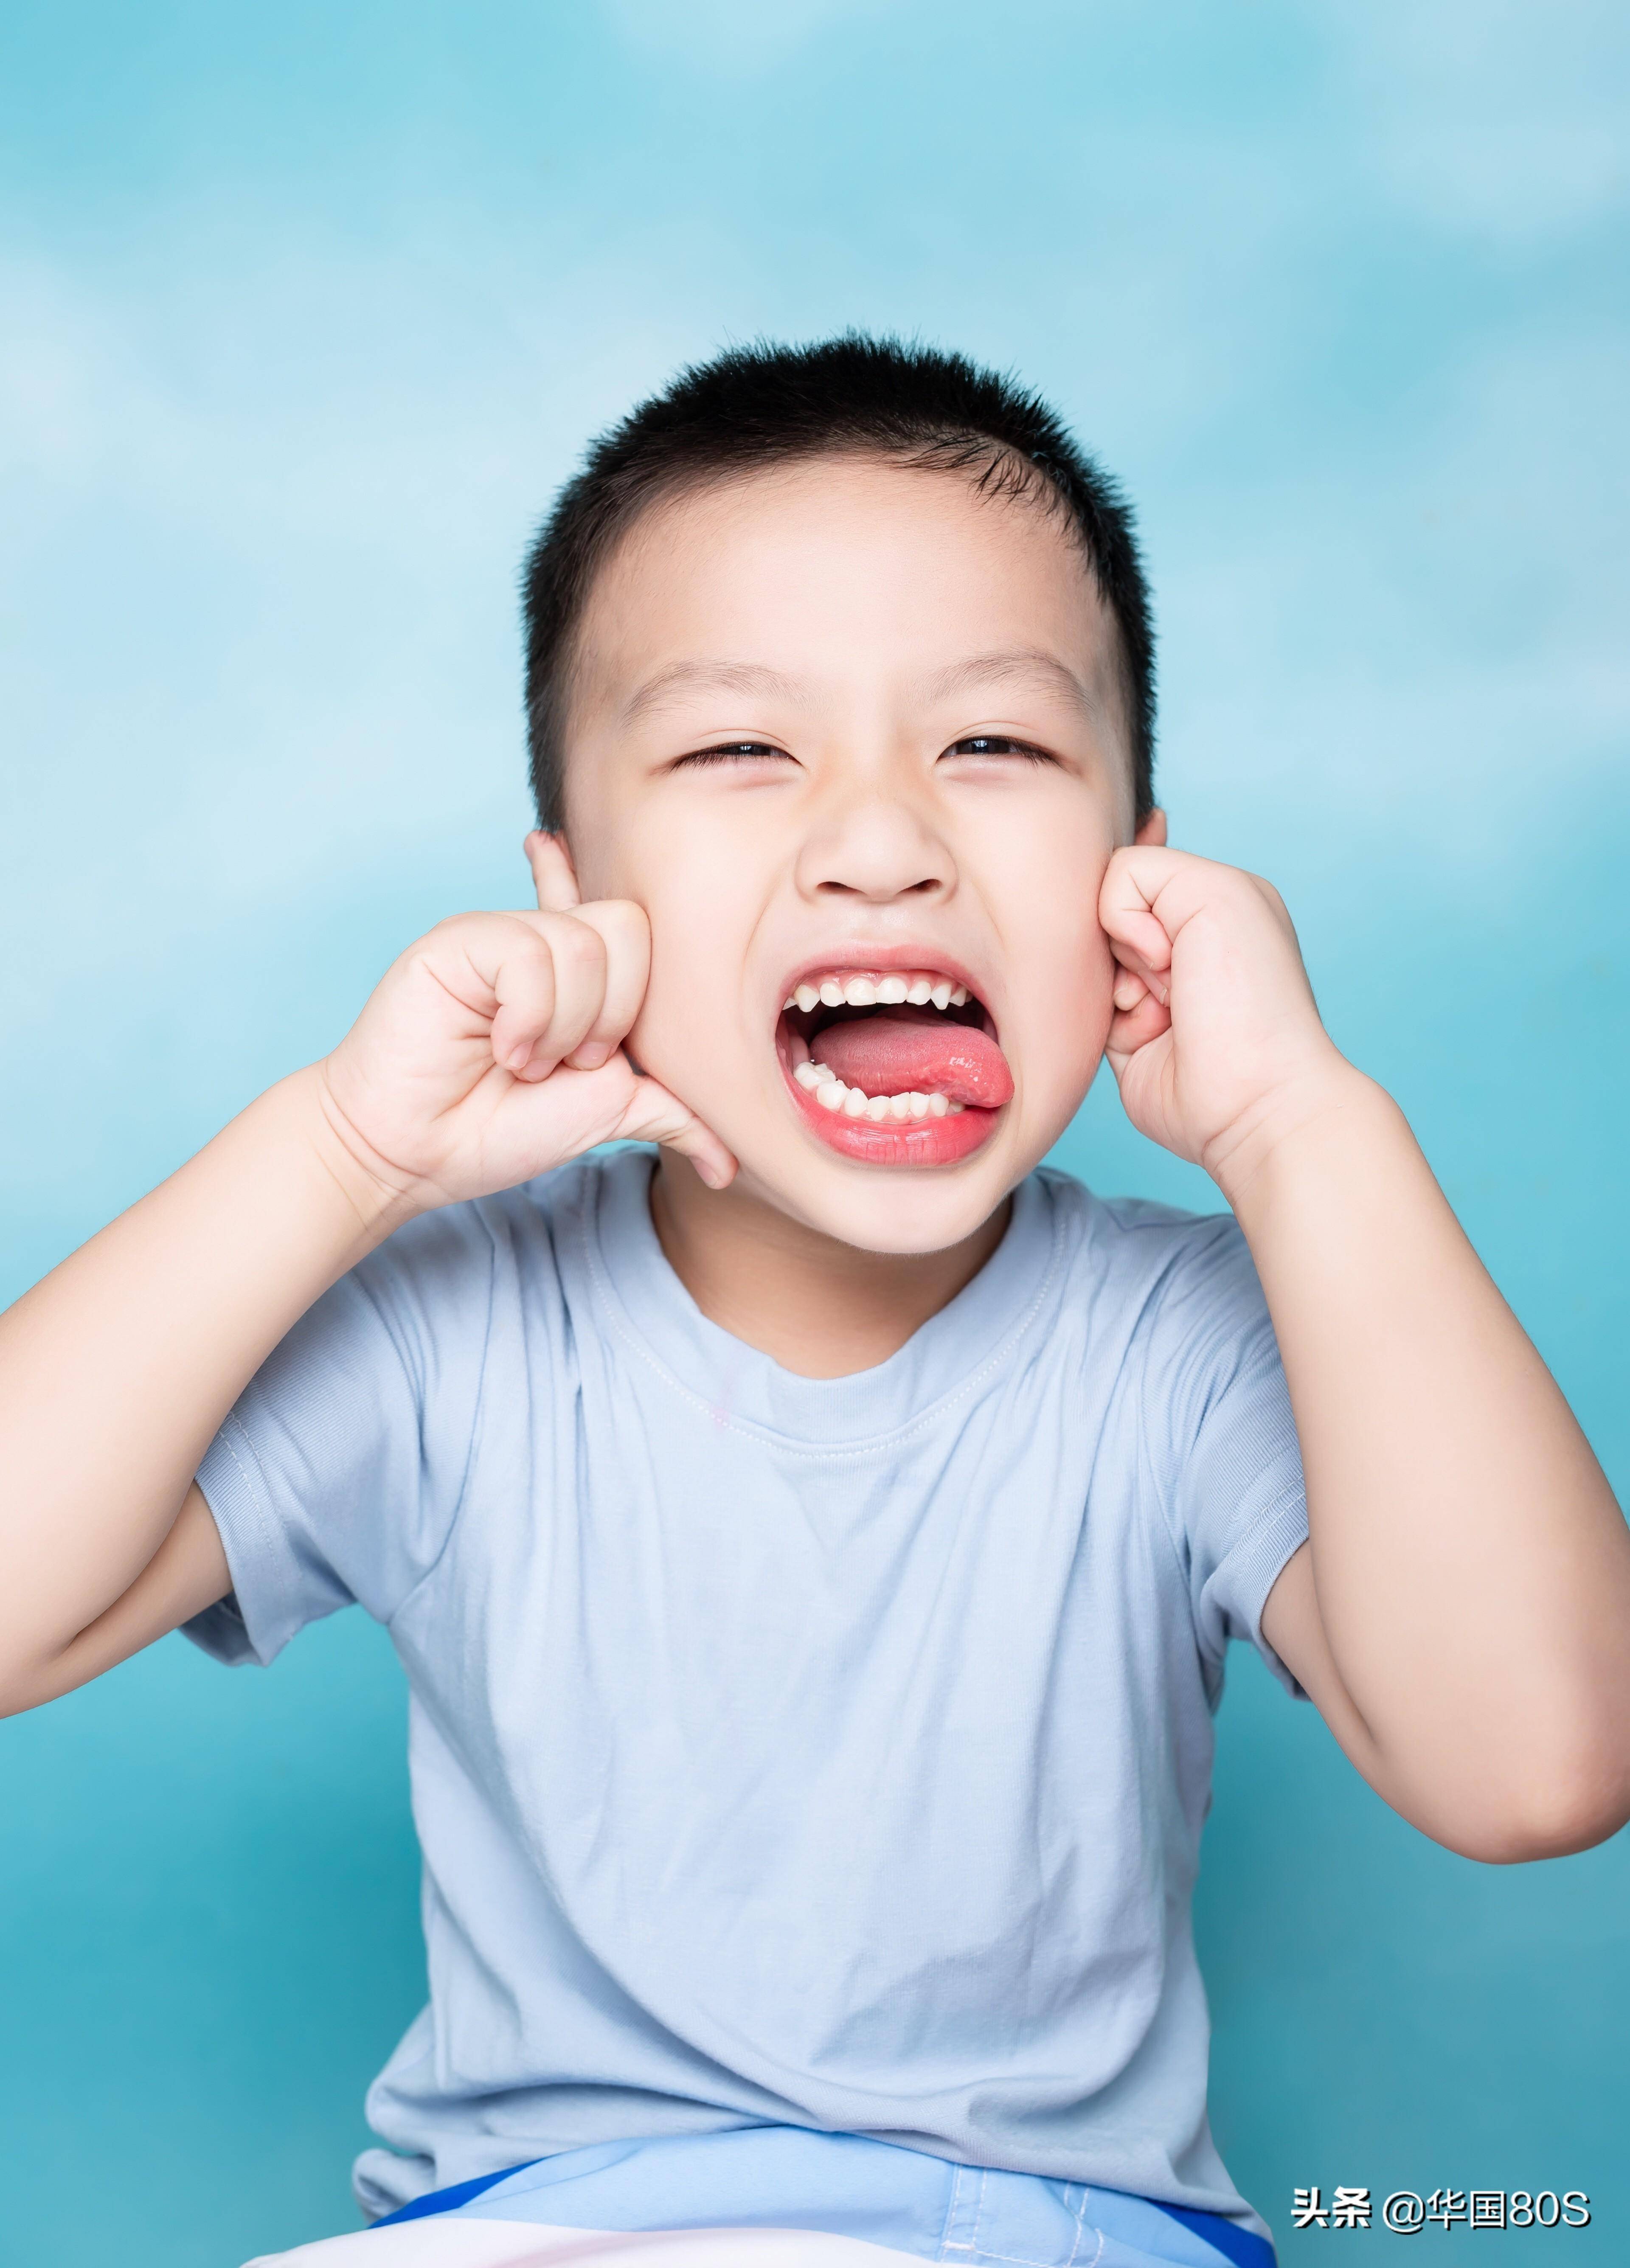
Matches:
[1099,846,1353,1191]
[1102,844,1630,1868]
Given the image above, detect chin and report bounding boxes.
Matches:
[731,1115,1042,1257]
[644,957,1104,1251]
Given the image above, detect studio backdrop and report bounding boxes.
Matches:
[2,4,1626,2263]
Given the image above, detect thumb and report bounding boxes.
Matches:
[1098,844,1187,999]
[524,829,583,913]
[615,1073,738,1192]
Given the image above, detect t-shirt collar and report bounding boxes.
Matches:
[576,1148,1064,1453]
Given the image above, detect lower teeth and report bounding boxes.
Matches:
[794,1061,958,1117]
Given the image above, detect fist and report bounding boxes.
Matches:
[317,832,736,1211]
[1099,844,1352,1189]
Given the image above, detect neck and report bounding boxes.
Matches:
[649,1156,1010,1379]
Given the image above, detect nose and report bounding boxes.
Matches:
[794,790,957,907]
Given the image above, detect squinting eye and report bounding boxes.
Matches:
[677,741,792,766]
[945,736,1053,764]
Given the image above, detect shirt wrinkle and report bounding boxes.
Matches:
[184,1150,1307,2240]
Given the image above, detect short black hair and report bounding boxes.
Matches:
[522,333,1155,828]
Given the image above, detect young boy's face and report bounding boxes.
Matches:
[563,455,1158,1255]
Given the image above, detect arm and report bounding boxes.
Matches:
[0,1072,398,1714]
[1101,844,1630,1863]
[0,839,732,1717]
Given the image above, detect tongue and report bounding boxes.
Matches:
[809,1007,1013,1108]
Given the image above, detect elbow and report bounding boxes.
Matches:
[0,1664,60,1720]
[1436,1744,1630,1866]
[0,1639,82,1720]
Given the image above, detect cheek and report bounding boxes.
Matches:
[626,900,716,1071]
[1046,923,1117,1065]
[563,784,650,903]
[1074,926,1119,1061]
[568,801,724,1048]
[1002,852,1118,1100]
[623,865,764,1096]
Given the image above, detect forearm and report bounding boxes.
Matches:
[0,1066,411,1699]
[1225,1070,1630,1857]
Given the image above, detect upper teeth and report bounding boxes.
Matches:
[783,971,970,1013]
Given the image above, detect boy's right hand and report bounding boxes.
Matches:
[317,832,736,1214]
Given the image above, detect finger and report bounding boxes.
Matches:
[1098,850,1180,978]
[1104,1015,1173,1096]
[1111,967,1149,1014]
[482,925,559,1075]
[524,829,583,915]
[616,1074,738,1191]
[1105,986,1171,1067]
[504,915,609,1078]
[1107,935,1170,1009]
[1099,843,1241,974]
[1102,843,1255,953]
[554,899,651,1071]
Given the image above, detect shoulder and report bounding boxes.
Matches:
[1036,1167,1251,1308]
[1034,1169,1275,1405]
[347,1152,621,1329]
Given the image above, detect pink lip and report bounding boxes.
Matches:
[784,1068,1003,1165]
[773,944,1006,1168]
[777,1029,1004,1168]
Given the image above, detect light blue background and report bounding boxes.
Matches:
[2,4,1626,2261]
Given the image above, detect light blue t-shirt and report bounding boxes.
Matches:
[187,1151,1308,2232]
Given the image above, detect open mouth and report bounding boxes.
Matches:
[775,964,1014,1166]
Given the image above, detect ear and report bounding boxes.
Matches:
[1133,806,1168,849]
[523,829,584,913]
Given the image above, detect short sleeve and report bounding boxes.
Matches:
[1140,1214,1310,1700]
[183,1203,497,1668]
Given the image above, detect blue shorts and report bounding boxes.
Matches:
[248,2127,1274,2268]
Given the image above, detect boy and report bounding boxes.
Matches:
[3,337,1627,2268]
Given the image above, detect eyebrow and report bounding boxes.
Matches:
[618,646,1105,729]
[922,647,1103,719]
[620,658,807,725]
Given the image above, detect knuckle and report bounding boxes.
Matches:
[512,942,557,995]
[557,916,608,974]
[595,899,650,956]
